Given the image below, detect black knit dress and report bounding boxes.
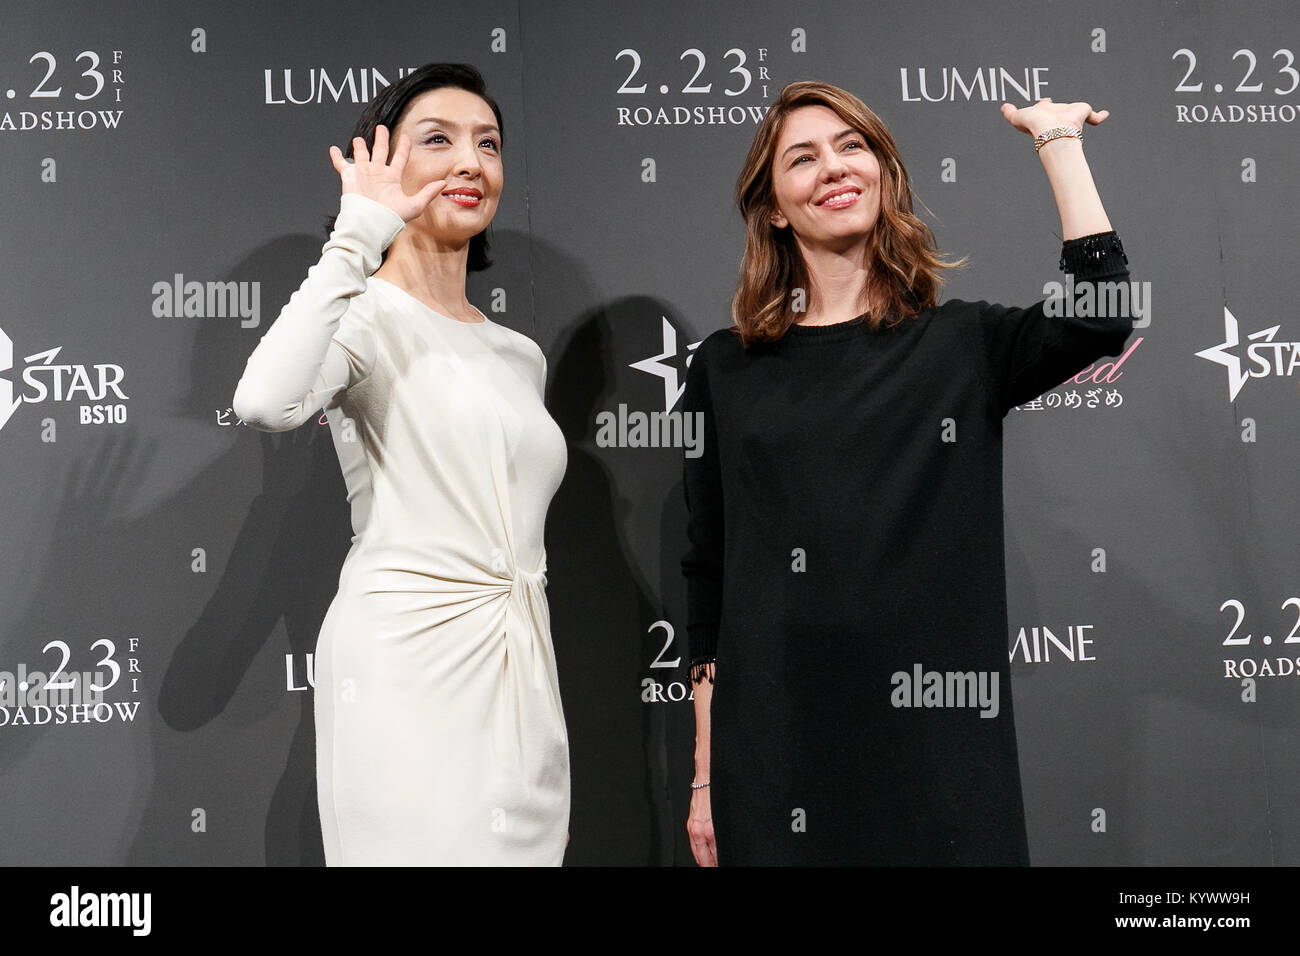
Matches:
[682,232,1132,865]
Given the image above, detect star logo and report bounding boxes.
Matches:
[0,326,22,433]
[628,316,701,413]
[1194,307,1279,402]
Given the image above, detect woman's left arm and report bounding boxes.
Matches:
[1000,98,1111,240]
[975,98,1134,414]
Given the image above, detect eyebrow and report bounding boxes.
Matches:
[412,116,501,136]
[781,128,861,160]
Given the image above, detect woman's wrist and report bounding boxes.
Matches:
[693,755,710,781]
[1033,126,1083,153]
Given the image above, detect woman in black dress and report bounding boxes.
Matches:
[683,81,1133,865]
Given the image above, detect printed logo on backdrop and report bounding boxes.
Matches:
[1219,597,1300,689]
[899,65,1051,103]
[0,637,142,729]
[264,66,419,105]
[0,326,129,434]
[286,653,315,693]
[594,316,704,455]
[1009,625,1097,663]
[0,50,124,133]
[1196,307,1300,401]
[215,407,332,430]
[1172,46,1300,125]
[615,45,775,127]
[1011,338,1143,413]
[640,620,693,704]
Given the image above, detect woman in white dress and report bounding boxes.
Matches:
[232,64,570,865]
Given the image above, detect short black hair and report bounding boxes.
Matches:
[325,63,503,271]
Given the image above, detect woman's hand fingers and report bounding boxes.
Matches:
[702,829,718,866]
[689,826,717,867]
[411,177,447,211]
[389,133,426,189]
[1001,98,1109,136]
[389,129,411,171]
[329,145,347,175]
[329,145,356,192]
[372,124,390,167]
[332,129,448,221]
[999,101,1034,133]
[687,789,718,867]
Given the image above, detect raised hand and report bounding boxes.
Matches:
[328,124,445,223]
[687,786,718,867]
[999,97,1109,138]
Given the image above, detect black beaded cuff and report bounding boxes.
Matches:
[689,660,716,685]
[687,622,717,684]
[1058,231,1128,273]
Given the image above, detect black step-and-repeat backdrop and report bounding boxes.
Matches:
[2,0,1297,865]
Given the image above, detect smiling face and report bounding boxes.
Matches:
[391,86,503,244]
[768,104,882,253]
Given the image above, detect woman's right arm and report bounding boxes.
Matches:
[682,335,724,867]
[232,126,444,431]
[231,194,405,431]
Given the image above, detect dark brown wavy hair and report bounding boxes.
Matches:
[733,81,963,345]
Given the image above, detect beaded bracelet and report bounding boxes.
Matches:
[1033,125,1083,152]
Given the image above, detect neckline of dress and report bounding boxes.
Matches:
[370,276,491,327]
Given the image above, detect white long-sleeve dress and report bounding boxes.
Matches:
[232,194,570,865]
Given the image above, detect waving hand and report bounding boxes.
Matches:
[329,124,445,222]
